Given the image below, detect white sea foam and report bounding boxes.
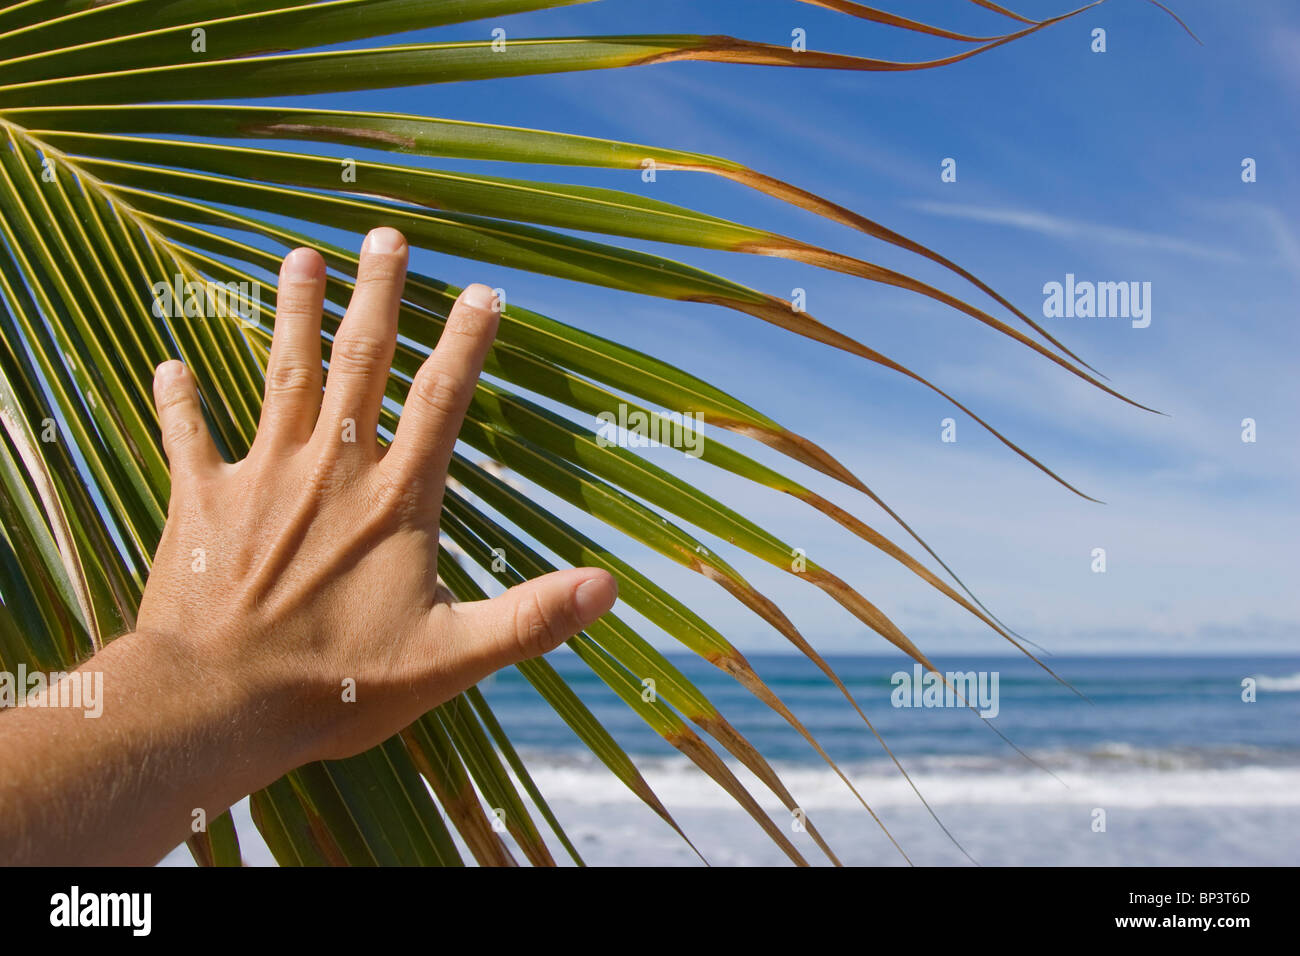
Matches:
[505,748,1300,865]
[520,748,1300,813]
[161,745,1300,866]
[1254,671,1300,691]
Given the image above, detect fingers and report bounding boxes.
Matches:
[432,569,616,685]
[153,361,222,482]
[257,247,325,448]
[384,284,498,490]
[318,227,408,452]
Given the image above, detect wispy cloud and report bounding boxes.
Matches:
[1195,199,1300,281]
[908,201,1247,264]
[1267,24,1300,94]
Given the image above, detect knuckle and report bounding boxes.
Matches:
[513,590,565,659]
[303,450,351,498]
[353,263,404,290]
[155,386,192,416]
[444,309,494,339]
[264,363,318,399]
[408,370,463,419]
[370,467,422,522]
[331,334,389,369]
[164,417,200,448]
[274,284,320,320]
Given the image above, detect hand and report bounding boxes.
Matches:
[0,227,616,866]
[138,226,618,764]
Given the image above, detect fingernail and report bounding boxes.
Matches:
[573,574,615,622]
[154,360,184,384]
[363,227,405,255]
[283,247,322,280]
[461,283,495,311]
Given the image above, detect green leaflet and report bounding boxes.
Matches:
[0,0,1142,867]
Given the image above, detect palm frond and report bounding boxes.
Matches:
[0,0,1156,865]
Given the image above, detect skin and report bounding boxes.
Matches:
[0,227,618,866]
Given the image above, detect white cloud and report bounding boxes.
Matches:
[908,200,1247,264]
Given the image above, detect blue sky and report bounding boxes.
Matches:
[248,0,1299,656]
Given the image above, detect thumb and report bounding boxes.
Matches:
[436,568,617,683]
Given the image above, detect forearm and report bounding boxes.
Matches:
[0,630,303,866]
[0,238,616,866]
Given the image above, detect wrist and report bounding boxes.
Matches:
[115,627,315,790]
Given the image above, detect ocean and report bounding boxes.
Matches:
[162,654,1300,866]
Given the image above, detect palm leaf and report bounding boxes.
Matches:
[0,0,1153,865]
